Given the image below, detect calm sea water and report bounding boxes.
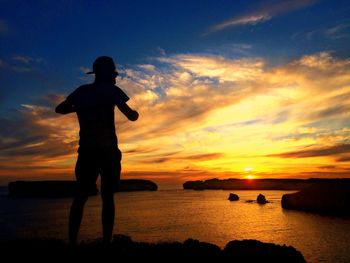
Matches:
[0,186,349,262]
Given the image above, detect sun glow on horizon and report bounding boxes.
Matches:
[244,167,255,179]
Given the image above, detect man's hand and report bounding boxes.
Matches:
[55,99,76,114]
[117,102,139,121]
[130,110,139,121]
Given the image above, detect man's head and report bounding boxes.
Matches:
[87,56,119,84]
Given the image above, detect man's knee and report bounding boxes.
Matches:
[101,188,114,202]
[100,178,118,200]
[73,186,89,202]
[73,192,88,204]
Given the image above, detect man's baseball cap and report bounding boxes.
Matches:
[87,56,118,75]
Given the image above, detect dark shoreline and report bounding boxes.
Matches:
[8,179,158,198]
[0,235,306,262]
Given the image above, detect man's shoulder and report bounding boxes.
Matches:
[72,83,93,94]
[67,84,93,102]
[113,84,123,91]
[77,83,94,90]
[106,84,128,96]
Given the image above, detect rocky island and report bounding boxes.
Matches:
[183,178,350,190]
[8,179,158,198]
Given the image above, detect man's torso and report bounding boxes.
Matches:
[67,83,129,149]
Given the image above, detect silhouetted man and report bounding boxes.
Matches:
[55,56,138,245]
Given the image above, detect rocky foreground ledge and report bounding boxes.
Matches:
[8,179,158,198]
[0,235,305,262]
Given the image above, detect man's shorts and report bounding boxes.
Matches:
[75,146,122,195]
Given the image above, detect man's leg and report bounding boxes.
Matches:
[69,191,88,245]
[69,149,98,245]
[101,188,115,244]
[100,148,121,244]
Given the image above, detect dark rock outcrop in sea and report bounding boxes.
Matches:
[118,179,158,192]
[257,193,268,204]
[183,178,350,190]
[228,193,239,201]
[0,235,306,262]
[281,181,350,216]
[8,179,158,198]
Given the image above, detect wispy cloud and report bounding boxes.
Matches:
[0,95,78,179]
[157,55,264,82]
[12,56,32,64]
[0,55,46,72]
[79,66,90,74]
[12,55,45,64]
[268,144,350,158]
[0,20,9,35]
[210,14,270,32]
[292,23,350,41]
[318,165,337,169]
[140,153,224,164]
[324,24,350,39]
[205,0,317,35]
[337,156,350,162]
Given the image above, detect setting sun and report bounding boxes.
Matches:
[244,167,254,179]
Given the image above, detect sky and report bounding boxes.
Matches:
[1,0,350,185]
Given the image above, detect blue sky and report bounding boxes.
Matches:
[1,0,350,184]
[1,0,349,107]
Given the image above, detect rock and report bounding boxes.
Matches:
[224,239,305,262]
[257,193,268,204]
[282,181,350,216]
[183,238,221,258]
[228,193,239,201]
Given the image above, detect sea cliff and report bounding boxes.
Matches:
[282,180,350,216]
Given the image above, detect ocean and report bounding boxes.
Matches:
[0,186,349,262]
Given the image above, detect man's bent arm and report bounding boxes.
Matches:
[117,102,139,121]
[55,99,76,114]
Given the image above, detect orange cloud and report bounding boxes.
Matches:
[267,144,350,158]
